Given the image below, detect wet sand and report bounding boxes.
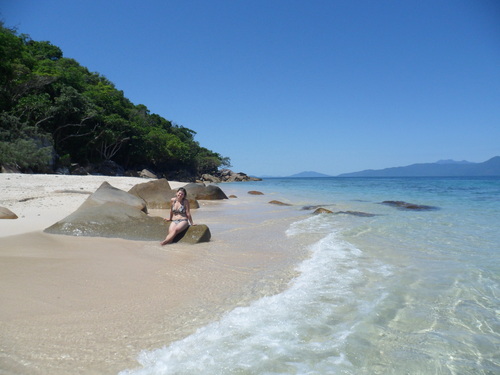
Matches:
[0,174,307,374]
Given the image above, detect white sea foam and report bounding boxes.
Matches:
[121,215,392,375]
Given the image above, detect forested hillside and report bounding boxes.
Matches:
[0,23,230,179]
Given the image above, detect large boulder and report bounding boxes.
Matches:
[167,223,211,244]
[1,165,21,173]
[128,179,173,209]
[139,169,157,178]
[70,164,90,175]
[96,160,125,176]
[44,184,210,243]
[201,174,221,183]
[44,203,210,243]
[83,181,147,213]
[44,202,165,240]
[128,179,200,209]
[183,183,228,200]
[0,207,18,219]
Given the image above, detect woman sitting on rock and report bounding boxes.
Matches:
[161,187,194,245]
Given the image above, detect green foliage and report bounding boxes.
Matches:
[0,138,52,170]
[25,40,63,61]
[0,112,53,170]
[0,23,230,176]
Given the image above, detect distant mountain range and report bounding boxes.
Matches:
[288,171,332,178]
[337,156,500,177]
[265,157,500,178]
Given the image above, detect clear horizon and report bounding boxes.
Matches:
[2,0,499,176]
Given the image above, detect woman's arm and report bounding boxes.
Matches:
[165,198,175,221]
[185,199,194,225]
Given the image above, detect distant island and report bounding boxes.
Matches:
[337,156,500,177]
[263,157,500,179]
[288,171,332,178]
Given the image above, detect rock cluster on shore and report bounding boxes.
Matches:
[44,180,217,243]
[199,169,262,183]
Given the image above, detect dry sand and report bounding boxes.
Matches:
[0,174,307,375]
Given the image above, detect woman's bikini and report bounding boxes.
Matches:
[171,199,189,224]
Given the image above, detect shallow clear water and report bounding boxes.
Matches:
[121,177,500,375]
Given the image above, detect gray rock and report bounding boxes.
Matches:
[44,198,210,243]
[167,223,211,244]
[335,211,377,217]
[200,169,262,182]
[269,200,292,206]
[302,205,330,210]
[128,179,173,209]
[184,183,228,200]
[97,160,125,176]
[44,202,164,240]
[201,174,221,183]
[70,165,90,175]
[140,169,157,179]
[0,207,18,219]
[381,201,438,210]
[1,165,21,173]
[83,181,147,213]
[248,191,264,195]
[313,208,333,214]
[129,179,200,209]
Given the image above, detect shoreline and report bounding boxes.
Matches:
[0,174,309,374]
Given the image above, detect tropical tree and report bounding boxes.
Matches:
[0,23,230,177]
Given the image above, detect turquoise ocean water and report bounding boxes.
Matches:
[121,177,499,374]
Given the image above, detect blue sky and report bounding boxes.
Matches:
[2,0,499,176]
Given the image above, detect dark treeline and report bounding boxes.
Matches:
[0,23,230,179]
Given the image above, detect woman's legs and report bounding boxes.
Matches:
[161,220,189,245]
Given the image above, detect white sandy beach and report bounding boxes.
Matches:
[0,174,307,375]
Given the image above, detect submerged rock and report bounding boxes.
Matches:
[248,191,264,195]
[335,211,377,217]
[269,200,292,206]
[313,208,333,214]
[312,208,376,217]
[381,201,438,210]
[302,204,331,210]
